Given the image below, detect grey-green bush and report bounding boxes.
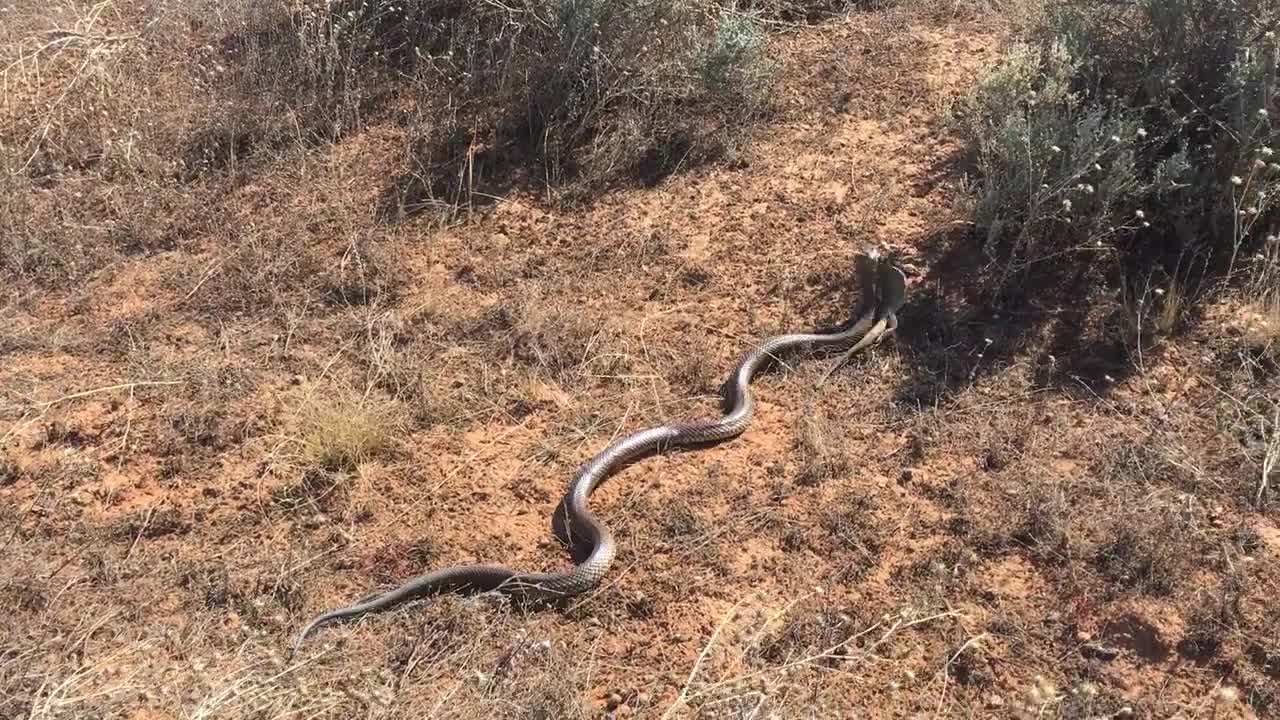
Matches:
[966,0,1280,295]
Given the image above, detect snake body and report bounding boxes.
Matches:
[293,253,907,651]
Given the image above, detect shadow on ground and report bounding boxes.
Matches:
[882,226,1145,409]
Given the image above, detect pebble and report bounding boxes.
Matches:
[606,692,623,710]
[1081,643,1122,661]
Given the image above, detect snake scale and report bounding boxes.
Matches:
[293,252,907,652]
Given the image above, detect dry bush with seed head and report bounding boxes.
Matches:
[316,0,777,212]
[1245,234,1280,351]
[0,2,234,289]
[965,0,1280,309]
[1243,293,1280,350]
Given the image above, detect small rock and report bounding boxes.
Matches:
[1076,630,1093,642]
[987,694,1004,708]
[606,692,623,710]
[1081,643,1122,661]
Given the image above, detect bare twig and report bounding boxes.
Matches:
[662,593,759,720]
[1258,403,1279,506]
[180,257,224,303]
[33,380,182,409]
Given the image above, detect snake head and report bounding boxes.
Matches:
[877,258,907,317]
[853,250,907,319]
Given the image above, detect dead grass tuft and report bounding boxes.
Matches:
[500,296,630,385]
[1242,292,1280,352]
[0,455,18,487]
[817,493,883,581]
[1178,578,1245,661]
[287,385,404,472]
[793,412,851,486]
[1092,496,1204,596]
[1010,471,1072,563]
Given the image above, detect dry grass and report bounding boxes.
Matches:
[1242,291,1280,351]
[792,412,850,486]
[286,385,404,472]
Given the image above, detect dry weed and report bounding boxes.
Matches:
[1242,291,1280,351]
[286,384,404,472]
[793,412,850,486]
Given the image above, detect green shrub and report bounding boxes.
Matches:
[966,0,1280,296]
